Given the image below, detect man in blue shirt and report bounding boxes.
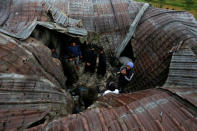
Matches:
[68,42,82,70]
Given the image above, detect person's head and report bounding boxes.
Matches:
[100,50,104,54]
[89,44,95,50]
[99,47,104,54]
[72,42,76,47]
[51,49,55,52]
[126,62,134,70]
[108,82,116,91]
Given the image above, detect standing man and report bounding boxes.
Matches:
[97,47,106,77]
[68,42,82,70]
[84,44,97,73]
[118,62,134,93]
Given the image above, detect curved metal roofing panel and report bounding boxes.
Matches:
[29,89,197,131]
[0,32,74,130]
[162,46,197,106]
[0,0,87,39]
[0,109,48,130]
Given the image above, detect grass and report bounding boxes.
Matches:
[134,0,197,18]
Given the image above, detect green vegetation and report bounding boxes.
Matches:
[134,0,197,18]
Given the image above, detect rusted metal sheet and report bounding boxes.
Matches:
[0,33,65,88]
[0,73,72,115]
[128,8,197,91]
[29,89,197,131]
[63,0,197,90]
[161,46,197,106]
[115,3,149,58]
[0,109,48,130]
[0,32,74,129]
[162,87,197,107]
[0,0,197,130]
[165,47,197,88]
[0,0,87,39]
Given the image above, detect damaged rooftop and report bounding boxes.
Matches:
[0,0,197,130]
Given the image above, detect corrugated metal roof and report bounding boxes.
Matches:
[0,33,66,88]
[0,0,197,130]
[162,87,197,107]
[128,8,197,91]
[1,1,196,92]
[0,73,72,115]
[41,0,197,91]
[0,109,48,130]
[0,0,87,39]
[53,0,197,91]
[28,89,197,131]
[165,47,197,88]
[0,32,74,129]
[162,46,197,106]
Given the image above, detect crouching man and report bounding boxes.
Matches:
[103,81,119,96]
[118,62,134,93]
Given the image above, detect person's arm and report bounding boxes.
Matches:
[117,66,126,74]
[78,47,82,57]
[103,90,110,96]
[67,46,73,57]
[76,46,82,57]
[103,54,106,64]
[114,89,119,94]
[124,72,134,81]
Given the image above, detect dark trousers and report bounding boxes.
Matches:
[118,76,128,93]
[97,65,106,76]
[85,64,96,73]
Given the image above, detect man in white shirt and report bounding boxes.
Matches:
[103,82,119,96]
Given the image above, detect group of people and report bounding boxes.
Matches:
[51,42,107,77]
[51,42,134,96]
[103,61,134,95]
[84,44,106,76]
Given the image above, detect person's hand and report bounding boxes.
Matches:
[87,62,91,66]
[121,69,126,75]
[69,58,73,62]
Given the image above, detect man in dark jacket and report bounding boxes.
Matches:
[68,42,82,65]
[84,45,97,73]
[97,47,106,76]
[118,62,134,93]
